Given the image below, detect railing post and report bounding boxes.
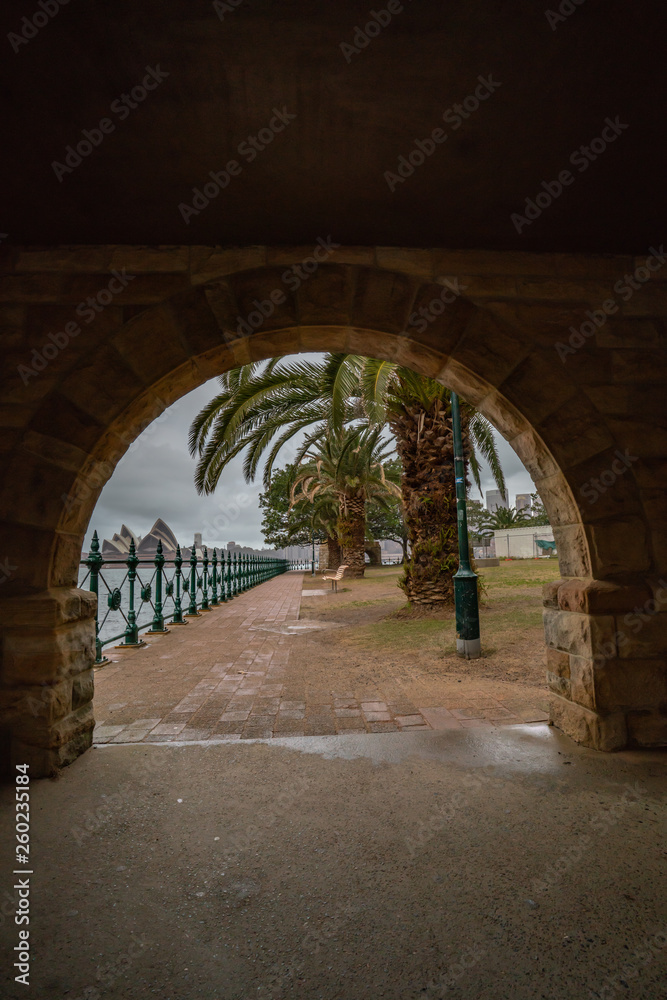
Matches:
[186,538,201,616]
[226,549,233,600]
[122,538,142,645]
[232,552,238,596]
[171,543,188,625]
[147,540,169,633]
[87,530,109,665]
[219,549,226,602]
[211,548,219,605]
[201,545,211,610]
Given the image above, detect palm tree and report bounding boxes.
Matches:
[348,356,504,608]
[477,506,532,531]
[190,354,506,607]
[290,425,401,577]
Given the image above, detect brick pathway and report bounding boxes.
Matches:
[93,573,546,744]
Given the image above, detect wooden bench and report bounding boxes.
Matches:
[321,564,348,592]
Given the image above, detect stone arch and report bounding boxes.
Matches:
[1,246,665,772]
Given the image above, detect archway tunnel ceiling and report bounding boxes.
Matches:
[1,0,664,252]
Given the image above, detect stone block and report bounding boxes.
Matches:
[594,658,667,712]
[543,581,563,609]
[351,269,416,334]
[0,588,96,630]
[5,679,73,731]
[585,516,651,578]
[28,391,105,457]
[626,709,667,746]
[596,318,663,349]
[510,428,560,483]
[228,268,298,333]
[2,619,95,685]
[548,693,627,751]
[296,266,353,325]
[191,246,268,282]
[437,359,494,408]
[533,473,580,529]
[72,668,94,710]
[59,343,148,425]
[546,646,570,677]
[452,310,529,388]
[568,654,596,709]
[168,287,230,357]
[537,396,615,471]
[476,390,528,445]
[0,450,80,530]
[547,671,570,698]
[557,579,652,615]
[615,612,667,659]
[499,353,576,427]
[204,280,242,339]
[376,248,434,278]
[112,305,193,383]
[612,349,667,382]
[299,324,349,352]
[551,523,590,578]
[542,607,616,659]
[21,430,90,474]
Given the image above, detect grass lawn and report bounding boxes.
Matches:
[299,559,560,691]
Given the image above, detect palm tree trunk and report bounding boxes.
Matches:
[337,496,366,578]
[392,398,471,609]
[325,532,342,570]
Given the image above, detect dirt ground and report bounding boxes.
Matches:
[292,560,560,716]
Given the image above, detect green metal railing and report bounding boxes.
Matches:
[80,532,291,664]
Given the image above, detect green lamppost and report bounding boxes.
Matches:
[451,391,481,659]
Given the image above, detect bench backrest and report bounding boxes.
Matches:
[334,564,348,578]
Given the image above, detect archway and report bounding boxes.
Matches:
[1,246,664,774]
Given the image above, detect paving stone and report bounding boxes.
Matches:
[395,715,428,728]
[368,722,399,733]
[364,711,392,722]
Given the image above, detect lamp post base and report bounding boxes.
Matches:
[456,636,481,659]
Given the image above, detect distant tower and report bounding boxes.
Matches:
[194,532,202,549]
[516,493,532,512]
[486,489,509,512]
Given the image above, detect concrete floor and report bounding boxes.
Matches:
[1,725,666,999]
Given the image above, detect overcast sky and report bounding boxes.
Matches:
[84,358,537,552]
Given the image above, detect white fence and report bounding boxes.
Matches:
[493,526,555,558]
